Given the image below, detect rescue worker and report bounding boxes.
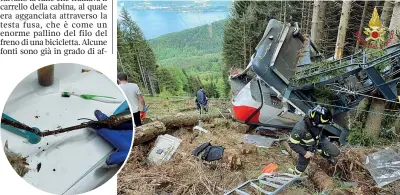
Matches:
[287,105,340,176]
[196,87,208,114]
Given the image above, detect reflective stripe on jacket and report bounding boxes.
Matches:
[287,118,322,156]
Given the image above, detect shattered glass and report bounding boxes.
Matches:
[365,148,400,187]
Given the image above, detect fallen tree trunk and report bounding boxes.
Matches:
[178,107,197,112]
[134,114,232,145]
[282,141,334,191]
[156,113,232,129]
[134,121,166,146]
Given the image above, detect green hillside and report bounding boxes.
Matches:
[149,19,227,97]
[149,19,226,73]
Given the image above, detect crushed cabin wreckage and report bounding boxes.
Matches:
[229,19,400,145]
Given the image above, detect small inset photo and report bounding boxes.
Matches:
[1,63,134,194]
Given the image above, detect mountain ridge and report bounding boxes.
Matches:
[149,19,226,73]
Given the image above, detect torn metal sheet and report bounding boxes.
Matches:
[365,148,400,187]
[244,134,277,148]
[147,134,182,165]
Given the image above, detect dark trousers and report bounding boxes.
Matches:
[133,111,142,127]
[199,104,208,114]
[296,138,340,172]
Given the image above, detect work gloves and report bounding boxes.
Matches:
[143,105,148,113]
[93,101,133,167]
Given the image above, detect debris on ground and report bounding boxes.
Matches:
[193,125,209,133]
[192,142,211,156]
[365,148,400,187]
[118,98,400,195]
[147,134,181,165]
[192,142,225,162]
[262,163,278,174]
[244,134,277,148]
[202,145,224,161]
[224,172,307,195]
[118,116,301,194]
[256,127,290,138]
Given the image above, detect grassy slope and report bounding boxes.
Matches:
[149,19,225,62]
[149,20,227,95]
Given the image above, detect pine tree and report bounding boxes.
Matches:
[118,8,157,95]
[310,0,326,49]
[389,0,400,45]
[222,1,282,96]
[156,67,179,95]
[381,0,394,27]
[334,0,352,60]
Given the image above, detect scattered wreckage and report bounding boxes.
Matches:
[229,19,400,145]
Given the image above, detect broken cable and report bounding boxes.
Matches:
[1,113,133,137]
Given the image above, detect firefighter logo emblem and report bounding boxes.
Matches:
[363,8,386,42]
[355,7,395,48]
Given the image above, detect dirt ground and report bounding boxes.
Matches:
[118,97,400,195]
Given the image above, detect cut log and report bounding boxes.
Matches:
[134,121,166,146]
[156,113,232,129]
[178,107,197,112]
[282,142,334,191]
[134,114,232,145]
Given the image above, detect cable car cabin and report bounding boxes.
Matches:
[229,19,400,145]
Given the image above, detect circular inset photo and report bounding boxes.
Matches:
[1,63,134,194]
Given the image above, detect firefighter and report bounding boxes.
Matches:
[287,105,340,176]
